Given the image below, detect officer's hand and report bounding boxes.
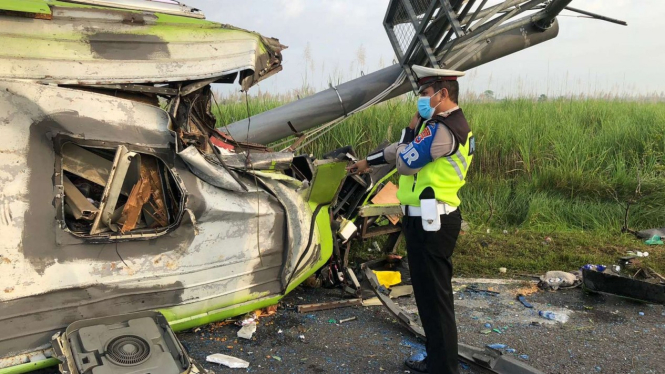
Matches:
[409,112,421,130]
[347,159,370,174]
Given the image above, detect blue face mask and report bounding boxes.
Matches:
[417,89,442,119]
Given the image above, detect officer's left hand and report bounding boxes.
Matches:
[347,159,370,174]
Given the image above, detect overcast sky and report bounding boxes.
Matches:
[185,0,663,98]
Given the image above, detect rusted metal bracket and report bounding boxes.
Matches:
[296,298,362,313]
[361,265,546,374]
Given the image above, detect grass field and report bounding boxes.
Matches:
[216,95,665,276]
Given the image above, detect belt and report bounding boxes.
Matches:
[401,203,457,217]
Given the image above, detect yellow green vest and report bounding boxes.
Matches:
[397,124,473,207]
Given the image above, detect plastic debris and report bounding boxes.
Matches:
[328,319,337,324]
[595,366,602,372]
[538,271,580,290]
[487,344,507,350]
[582,264,607,272]
[484,323,492,328]
[298,334,305,341]
[480,329,492,334]
[272,356,282,362]
[644,235,663,245]
[519,354,529,360]
[492,328,502,334]
[517,294,533,308]
[638,312,645,316]
[506,348,516,353]
[237,322,257,340]
[539,310,569,323]
[373,270,402,287]
[459,362,470,370]
[206,353,250,369]
[499,267,507,274]
[339,316,357,324]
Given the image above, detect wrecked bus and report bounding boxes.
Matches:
[0,0,624,372]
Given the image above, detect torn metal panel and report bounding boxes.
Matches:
[0,4,285,88]
[178,146,245,192]
[59,0,206,18]
[63,175,99,221]
[62,143,113,189]
[90,146,139,234]
[215,151,295,171]
[357,204,403,218]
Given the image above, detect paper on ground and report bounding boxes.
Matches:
[206,353,250,368]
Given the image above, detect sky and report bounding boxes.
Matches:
[184,0,664,98]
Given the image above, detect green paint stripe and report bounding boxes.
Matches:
[0,358,60,374]
[0,0,51,14]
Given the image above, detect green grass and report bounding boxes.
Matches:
[216,96,665,275]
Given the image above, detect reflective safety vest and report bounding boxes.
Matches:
[397,110,474,207]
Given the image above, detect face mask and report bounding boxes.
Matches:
[417,89,443,119]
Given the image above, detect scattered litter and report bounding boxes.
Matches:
[389,285,414,298]
[644,235,663,245]
[539,310,569,323]
[237,322,256,340]
[582,264,607,272]
[484,323,492,328]
[465,285,500,296]
[297,298,362,313]
[298,335,305,341]
[595,366,602,372]
[194,327,201,333]
[373,271,402,287]
[506,348,516,353]
[538,271,580,290]
[480,329,492,334]
[492,328,502,334]
[638,312,645,316]
[339,316,357,324]
[502,230,508,235]
[272,356,282,362]
[487,344,507,350]
[206,353,250,369]
[277,329,283,334]
[517,294,533,308]
[459,362,470,370]
[328,319,337,324]
[486,229,491,234]
[519,354,529,360]
[499,267,507,274]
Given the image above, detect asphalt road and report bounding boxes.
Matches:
[34,278,665,374]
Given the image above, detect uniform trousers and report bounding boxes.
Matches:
[403,209,461,374]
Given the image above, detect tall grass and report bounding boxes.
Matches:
[216,96,665,233]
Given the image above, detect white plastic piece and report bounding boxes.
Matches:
[206,353,250,369]
[339,219,357,241]
[237,322,257,340]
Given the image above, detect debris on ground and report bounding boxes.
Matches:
[237,322,257,340]
[499,267,507,274]
[516,294,533,308]
[373,270,402,287]
[644,235,663,245]
[296,298,362,313]
[206,353,250,369]
[538,310,569,323]
[538,270,581,290]
[339,316,357,324]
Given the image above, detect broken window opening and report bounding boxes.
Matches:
[60,142,183,240]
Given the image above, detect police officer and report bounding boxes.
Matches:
[348,66,474,374]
